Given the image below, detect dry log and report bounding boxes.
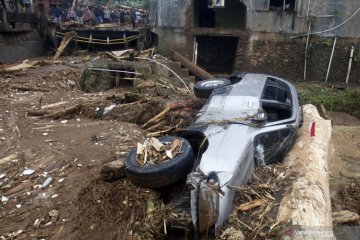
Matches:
[100,159,126,182]
[10,85,51,92]
[0,153,18,165]
[237,199,266,212]
[332,210,359,225]
[0,60,65,74]
[112,49,135,58]
[149,137,165,152]
[141,107,171,129]
[41,101,68,109]
[53,31,77,60]
[145,127,173,138]
[276,104,332,238]
[172,51,214,80]
[136,81,156,90]
[43,104,82,119]
[0,60,38,74]
[27,109,51,117]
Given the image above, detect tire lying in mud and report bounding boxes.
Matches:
[194,78,231,98]
[125,136,194,189]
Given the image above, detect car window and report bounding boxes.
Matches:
[255,128,294,166]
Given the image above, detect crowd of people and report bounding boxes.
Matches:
[48,5,149,28]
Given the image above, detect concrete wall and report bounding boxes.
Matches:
[235,33,360,83]
[149,0,360,83]
[245,0,360,38]
[0,31,45,63]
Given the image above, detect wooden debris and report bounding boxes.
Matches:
[149,137,165,152]
[172,51,214,80]
[237,199,266,212]
[136,138,183,166]
[41,101,68,109]
[0,60,38,74]
[145,127,174,138]
[10,85,51,92]
[332,210,360,225]
[0,153,18,165]
[53,31,77,60]
[101,159,126,182]
[43,104,82,119]
[141,107,171,129]
[136,81,156,91]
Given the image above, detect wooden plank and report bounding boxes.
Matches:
[172,51,214,80]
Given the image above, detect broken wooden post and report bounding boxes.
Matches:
[276,104,333,238]
[53,31,77,60]
[172,51,214,80]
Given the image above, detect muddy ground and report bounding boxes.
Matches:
[0,55,359,240]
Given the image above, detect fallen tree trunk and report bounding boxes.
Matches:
[10,85,51,92]
[43,104,82,119]
[0,60,66,74]
[172,51,214,80]
[276,104,333,239]
[53,31,77,60]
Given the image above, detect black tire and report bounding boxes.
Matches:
[194,78,231,98]
[125,136,194,189]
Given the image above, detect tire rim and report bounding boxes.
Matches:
[200,80,225,88]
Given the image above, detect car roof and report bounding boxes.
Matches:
[224,73,293,99]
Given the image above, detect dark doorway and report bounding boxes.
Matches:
[196,36,238,73]
[196,0,216,28]
[194,0,247,29]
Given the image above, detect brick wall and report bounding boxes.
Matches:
[234,33,360,83]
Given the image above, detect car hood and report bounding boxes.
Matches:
[199,123,257,185]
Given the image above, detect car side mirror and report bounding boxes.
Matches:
[253,112,267,122]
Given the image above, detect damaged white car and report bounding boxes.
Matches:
[125,73,303,235]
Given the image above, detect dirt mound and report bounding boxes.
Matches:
[332,181,360,216]
[66,178,160,240]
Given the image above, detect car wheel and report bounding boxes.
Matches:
[125,136,194,189]
[194,78,231,98]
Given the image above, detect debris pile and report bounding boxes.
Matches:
[220,165,289,240]
[136,137,183,166]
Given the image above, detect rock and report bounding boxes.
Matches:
[332,210,360,225]
[100,159,126,182]
[220,227,245,240]
[49,209,59,217]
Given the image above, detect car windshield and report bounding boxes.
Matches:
[194,89,262,126]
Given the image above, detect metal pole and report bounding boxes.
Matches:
[304,20,311,81]
[325,37,337,83]
[345,46,354,84]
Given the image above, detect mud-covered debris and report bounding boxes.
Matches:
[237,199,266,212]
[101,159,126,182]
[1,196,9,202]
[219,227,245,240]
[136,137,182,166]
[40,177,53,189]
[22,169,35,176]
[332,210,360,225]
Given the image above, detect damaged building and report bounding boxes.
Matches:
[149,0,360,82]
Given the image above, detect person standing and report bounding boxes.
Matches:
[130,7,136,28]
[83,6,92,25]
[76,7,83,24]
[103,6,110,23]
[54,6,61,23]
[119,8,125,25]
[94,5,102,24]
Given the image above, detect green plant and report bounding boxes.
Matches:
[321,38,333,47]
[299,85,360,117]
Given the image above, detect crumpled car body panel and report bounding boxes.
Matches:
[182,73,302,233]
